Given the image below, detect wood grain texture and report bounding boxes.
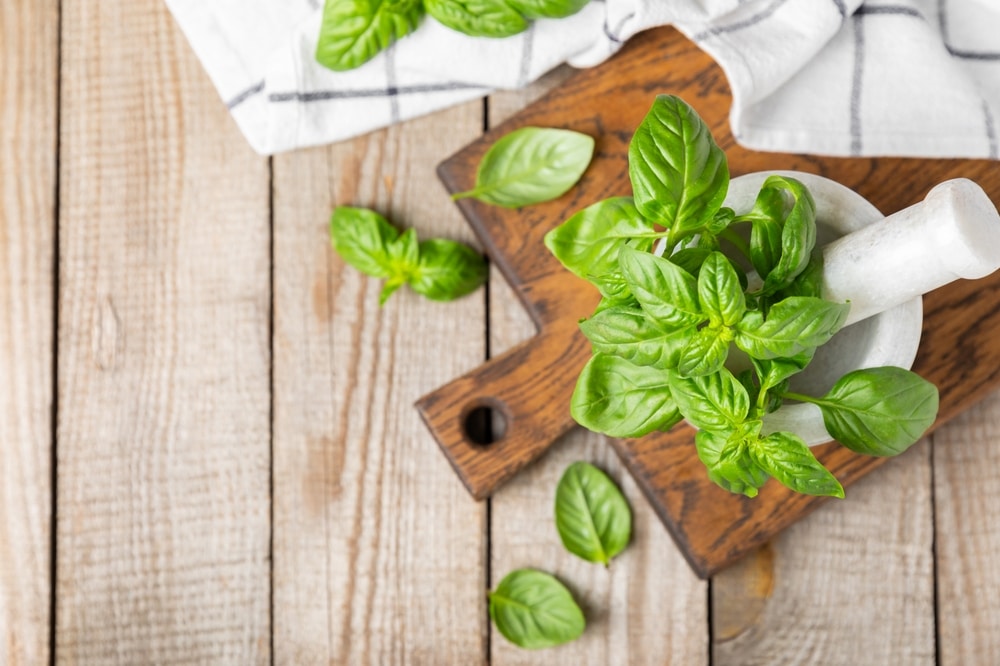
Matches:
[426,26,1000,576]
[0,1,57,663]
[56,0,271,662]
[934,393,1000,665]
[487,70,709,665]
[271,105,488,665]
[712,440,934,665]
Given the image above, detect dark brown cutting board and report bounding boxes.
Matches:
[415,26,1000,578]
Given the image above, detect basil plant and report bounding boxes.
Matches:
[545,95,939,499]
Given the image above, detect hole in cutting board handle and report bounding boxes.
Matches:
[462,399,509,446]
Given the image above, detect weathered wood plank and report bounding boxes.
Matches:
[271,105,488,664]
[488,72,709,665]
[0,1,58,663]
[56,0,271,662]
[712,440,935,665]
[934,393,1000,665]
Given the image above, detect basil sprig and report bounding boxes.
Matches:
[545,95,940,499]
[452,127,595,208]
[489,569,585,649]
[330,206,487,304]
[317,0,591,71]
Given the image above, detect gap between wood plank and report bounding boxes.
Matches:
[50,1,64,663]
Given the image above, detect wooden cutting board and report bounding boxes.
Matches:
[415,26,1000,578]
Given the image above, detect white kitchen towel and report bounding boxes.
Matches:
[164,0,1000,159]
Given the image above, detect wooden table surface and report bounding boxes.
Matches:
[3,1,1000,664]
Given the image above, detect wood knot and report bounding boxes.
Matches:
[93,295,123,371]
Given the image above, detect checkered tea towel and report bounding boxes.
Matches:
[164,0,1000,159]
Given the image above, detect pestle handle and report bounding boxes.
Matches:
[821,178,1000,326]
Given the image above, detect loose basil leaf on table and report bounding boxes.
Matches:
[489,569,585,649]
[378,226,418,304]
[749,431,845,498]
[452,127,595,207]
[544,197,655,283]
[809,366,939,456]
[316,0,425,72]
[628,94,729,233]
[330,206,486,305]
[554,462,632,566]
[330,206,400,277]
[570,353,681,438]
[506,0,590,19]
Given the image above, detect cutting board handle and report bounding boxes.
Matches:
[416,324,588,499]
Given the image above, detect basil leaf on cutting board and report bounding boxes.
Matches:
[554,462,632,566]
[452,127,595,207]
[489,569,585,649]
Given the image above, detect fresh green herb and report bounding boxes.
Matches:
[316,0,591,72]
[316,0,425,72]
[330,206,486,304]
[554,462,632,565]
[424,0,528,37]
[489,569,585,649]
[452,127,595,208]
[544,95,940,498]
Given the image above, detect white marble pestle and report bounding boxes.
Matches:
[722,171,1000,445]
[822,178,1000,327]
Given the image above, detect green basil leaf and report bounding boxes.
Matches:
[668,368,749,431]
[489,569,585,650]
[544,197,655,283]
[668,247,711,278]
[750,215,782,280]
[814,367,939,456]
[425,0,527,37]
[619,247,705,329]
[408,238,487,301]
[579,306,693,369]
[735,296,849,359]
[591,274,639,312]
[554,462,632,566]
[751,350,815,393]
[778,252,824,299]
[707,206,736,235]
[570,354,681,438]
[749,431,845,498]
[628,95,729,233]
[379,277,405,306]
[506,0,589,18]
[677,327,729,377]
[453,127,594,206]
[330,206,400,277]
[698,251,745,327]
[695,429,769,498]
[316,0,425,71]
[759,176,817,295]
